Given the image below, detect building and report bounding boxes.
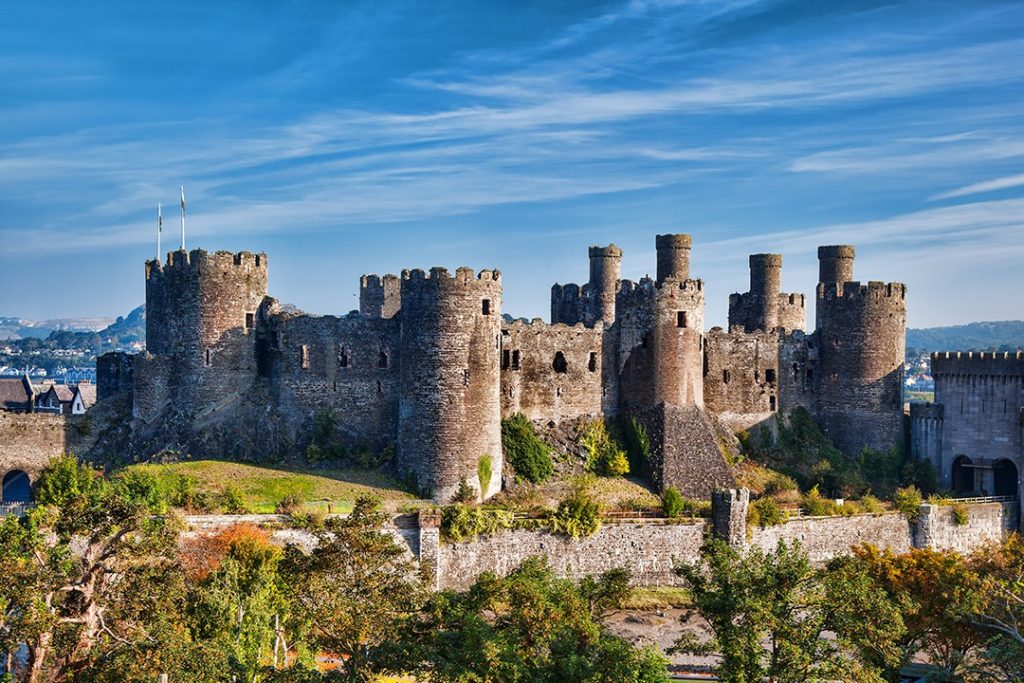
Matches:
[98,235,907,502]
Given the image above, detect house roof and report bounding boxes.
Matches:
[52,384,75,402]
[74,384,97,409]
[0,375,33,411]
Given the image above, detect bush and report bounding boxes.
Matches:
[449,478,477,505]
[441,504,515,543]
[952,503,969,526]
[662,487,685,518]
[478,454,493,494]
[799,486,846,517]
[622,417,651,473]
[221,485,249,514]
[893,485,923,520]
[550,485,600,538]
[275,494,302,514]
[581,420,630,477]
[502,414,555,483]
[748,497,787,528]
[859,494,884,513]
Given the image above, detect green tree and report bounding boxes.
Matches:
[674,538,901,683]
[381,557,669,682]
[281,496,426,682]
[501,414,554,483]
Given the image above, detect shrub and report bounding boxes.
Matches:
[799,486,845,517]
[662,487,685,518]
[550,485,600,538]
[449,478,477,505]
[859,494,884,513]
[502,414,555,483]
[748,497,787,528]
[441,504,515,543]
[951,503,969,526]
[581,420,630,477]
[893,485,924,520]
[622,417,651,473]
[478,454,493,494]
[221,485,249,514]
[275,494,302,514]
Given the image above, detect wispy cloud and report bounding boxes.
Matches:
[929,172,1024,201]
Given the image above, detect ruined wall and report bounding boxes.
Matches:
[263,304,401,450]
[430,520,705,591]
[550,283,586,326]
[815,281,907,455]
[634,403,735,497]
[915,501,1017,553]
[397,268,504,502]
[703,328,779,432]
[499,320,610,422]
[926,352,1024,489]
[0,412,90,481]
[359,274,402,318]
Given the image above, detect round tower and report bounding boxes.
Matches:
[397,267,503,502]
[747,253,783,331]
[655,233,692,284]
[587,244,622,326]
[817,245,855,285]
[815,279,907,456]
[143,249,268,416]
[652,277,705,407]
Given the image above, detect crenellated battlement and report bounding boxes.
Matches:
[147,249,267,280]
[817,280,907,301]
[359,273,400,288]
[931,351,1024,377]
[910,402,944,419]
[400,267,501,285]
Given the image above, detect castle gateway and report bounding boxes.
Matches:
[100,235,906,502]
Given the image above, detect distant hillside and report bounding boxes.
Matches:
[907,321,1024,353]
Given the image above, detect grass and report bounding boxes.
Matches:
[620,586,691,610]
[491,474,662,512]
[122,460,419,514]
[905,390,935,403]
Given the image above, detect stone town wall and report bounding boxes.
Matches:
[430,520,706,591]
[499,320,609,422]
[915,501,1018,553]
[749,513,914,562]
[0,412,90,481]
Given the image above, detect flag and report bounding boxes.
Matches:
[158,203,162,232]
[180,186,186,212]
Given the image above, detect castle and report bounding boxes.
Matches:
[98,234,907,502]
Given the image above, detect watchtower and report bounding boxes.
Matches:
[359,274,401,318]
[397,267,504,502]
[586,244,622,326]
[727,254,805,333]
[655,233,692,284]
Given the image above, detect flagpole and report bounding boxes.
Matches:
[180,186,186,251]
[157,203,162,262]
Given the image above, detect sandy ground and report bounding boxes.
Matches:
[604,608,719,670]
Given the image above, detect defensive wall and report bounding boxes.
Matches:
[178,490,1018,592]
[0,412,94,496]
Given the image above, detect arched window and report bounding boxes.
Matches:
[994,459,1018,498]
[2,470,30,503]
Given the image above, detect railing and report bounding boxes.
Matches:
[0,502,34,517]
[945,495,1017,505]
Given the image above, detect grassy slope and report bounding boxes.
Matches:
[124,460,417,513]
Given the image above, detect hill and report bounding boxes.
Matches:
[907,321,1024,353]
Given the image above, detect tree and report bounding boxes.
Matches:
[280,496,426,682]
[963,535,1024,681]
[674,538,902,683]
[382,557,669,682]
[0,456,181,682]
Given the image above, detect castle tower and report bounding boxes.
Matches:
[655,233,692,284]
[814,246,906,456]
[587,244,622,326]
[359,274,401,318]
[727,253,805,333]
[138,249,268,421]
[397,267,503,502]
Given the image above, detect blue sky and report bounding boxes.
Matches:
[2,0,1023,328]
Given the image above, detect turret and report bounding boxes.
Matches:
[360,274,401,318]
[727,253,804,333]
[397,267,503,502]
[587,244,622,326]
[655,234,692,284]
[817,245,855,286]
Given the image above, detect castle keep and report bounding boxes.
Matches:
[102,234,906,502]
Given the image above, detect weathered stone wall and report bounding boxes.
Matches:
[264,305,401,450]
[915,501,1018,553]
[634,404,735,497]
[910,402,944,475]
[398,268,504,502]
[0,412,91,483]
[704,328,779,431]
[749,513,914,561]
[815,280,907,456]
[359,274,402,318]
[924,352,1024,490]
[499,319,609,422]
[550,282,586,326]
[431,520,706,591]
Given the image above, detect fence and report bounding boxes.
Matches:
[0,502,34,517]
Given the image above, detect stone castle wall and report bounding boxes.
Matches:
[0,412,92,484]
[359,274,402,319]
[499,320,609,422]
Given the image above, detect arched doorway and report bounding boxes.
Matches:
[993,460,1019,498]
[952,456,973,494]
[1,470,30,503]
